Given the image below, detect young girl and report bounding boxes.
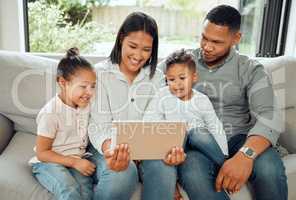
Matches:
[88,12,185,200]
[29,47,96,200]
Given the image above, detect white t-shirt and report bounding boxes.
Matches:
[29,95,90,164]
[143,86,228,155]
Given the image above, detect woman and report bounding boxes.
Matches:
[88,12,186,200]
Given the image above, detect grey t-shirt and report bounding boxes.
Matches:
[158,48,282,146]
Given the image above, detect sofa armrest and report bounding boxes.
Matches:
[0,114,14,154]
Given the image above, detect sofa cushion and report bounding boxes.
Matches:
[0,114,14,154]
[257,56,296,153]
[280,108,296,153]
[257,56,296,110]
[282,154,296,199]
[0,132,149,200]
[0,132,257,200]
[0,51,58,134]
[0,132,53,199]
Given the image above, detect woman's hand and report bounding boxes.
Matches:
[102,140,131,172]
[72,158,96,176]
[164,147,186,166]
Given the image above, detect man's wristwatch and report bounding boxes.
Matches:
[239,146,257,159]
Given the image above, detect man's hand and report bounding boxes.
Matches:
[104,143,131,172]
[215,152,254,194]
[164,147,186,166]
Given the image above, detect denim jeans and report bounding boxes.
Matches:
[88,143,138,200]
[140,160,177,200]
[178,134,288,200]
[89,143,178,200]
[186,127,226,166]
[32,162,93,200]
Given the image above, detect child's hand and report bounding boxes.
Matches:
[164,147,186,166]
[104,144,130,172]
[72,158,96,176]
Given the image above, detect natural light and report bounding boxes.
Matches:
[27,0,264,57]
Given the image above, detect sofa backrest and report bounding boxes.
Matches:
[0,51,295,153]
[0,51,58,134]
[257,56,296,153]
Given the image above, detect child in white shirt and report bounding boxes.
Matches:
[144,49,228,164]
[145,49,229,199]
[29,47,96,200]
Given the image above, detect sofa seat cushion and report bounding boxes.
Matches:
[0,132,53,200]
[0,132,249,200]
[280,108,296,153]
[283,154,296,199]
[0,132,142,200]
[2,132,295,200]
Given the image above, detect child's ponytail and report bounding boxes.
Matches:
[57,47,93,81]
[66,47,80,59]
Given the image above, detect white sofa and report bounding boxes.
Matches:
[0,50,295,200]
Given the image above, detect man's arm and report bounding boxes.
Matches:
[216,61,283,194]
[246,61,283,147]
[243,135,271,156]
[215,135,271,194]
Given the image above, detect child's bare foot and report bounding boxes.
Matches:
[174,183,183,200]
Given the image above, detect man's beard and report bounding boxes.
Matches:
[202,48,231,67]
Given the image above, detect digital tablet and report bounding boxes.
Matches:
[111,121,186,160]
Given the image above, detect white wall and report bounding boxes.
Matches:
[0,0,25,51]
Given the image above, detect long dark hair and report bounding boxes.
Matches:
[109,12,159,79]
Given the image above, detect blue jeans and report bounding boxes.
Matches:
[88,143,138,200]
[89,143,177,200]
[178,134,288,200]
[32,162,93,200]
[140,160,177,200]
[186,127,226,166]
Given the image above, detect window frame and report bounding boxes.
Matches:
[23,0,30,52]
[22,0,292,57]
[257,0,292,57]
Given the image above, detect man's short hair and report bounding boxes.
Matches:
[165,49,196,73]
[206,5,241,32]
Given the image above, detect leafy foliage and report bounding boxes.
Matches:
[28,0,113,53]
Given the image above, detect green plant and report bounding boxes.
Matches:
[28,0,113,53]
[29,0,111,25]
[53,0,111,25]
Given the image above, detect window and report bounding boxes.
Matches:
[239,0,264,55]
[24,0,273,57]
[256,0,291,57]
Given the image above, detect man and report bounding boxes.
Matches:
[159,5,287,200]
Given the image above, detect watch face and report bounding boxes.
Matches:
[246,148,254,156]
